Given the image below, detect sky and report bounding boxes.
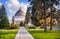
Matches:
[0,0,60,21]
[0,0,30,20]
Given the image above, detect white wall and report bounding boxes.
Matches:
[14,16,25,25]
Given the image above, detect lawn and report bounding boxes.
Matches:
[28,29,60,39]
[0,29,18,39]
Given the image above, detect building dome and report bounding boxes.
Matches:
[15,8,24,16]
[12,8,25,25]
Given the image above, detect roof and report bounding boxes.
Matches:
[15,8,24,16]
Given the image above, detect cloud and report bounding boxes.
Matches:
[5,0,30,20]
[5,0,30,15]
[53,4,58,9]
[0,2,2,6]
[5,0,20,14]
[20,2,30,15]
[20,3,27,14]
[0,2,2,8]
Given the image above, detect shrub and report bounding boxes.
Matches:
[40,26,44,28]
[20,21,25,26]
[28,26,36,29]
[40,24,44,28]
[0,23,10,29]
[10,24,19,29]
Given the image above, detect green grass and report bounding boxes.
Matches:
[0,29,18,39]
[28,29,60,39]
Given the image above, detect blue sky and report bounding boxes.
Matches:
[0,0,29,20]
[0,0,60,21]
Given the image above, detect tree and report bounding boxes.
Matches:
[28,0,59,31]
[56,10,60,26]
[20,21,25,26]
[0,4,9,29]
[29,0,55,31]
[25,7,31,24]
[47,0,59,30]
[12,16,14,24]
[28,0,47,31]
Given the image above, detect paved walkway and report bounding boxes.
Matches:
[15,27,34,39]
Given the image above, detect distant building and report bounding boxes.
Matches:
[12,8,26,25]
[9,20,12,24]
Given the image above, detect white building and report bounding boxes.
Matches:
[13,9,26,25]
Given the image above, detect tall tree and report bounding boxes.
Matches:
[25,7,31,24]
[28,0,59,31]
[47,0,59,30]
[56,10,60,27]
[0,4,9,29]
[12,16,14,24]
[28,0,47,31]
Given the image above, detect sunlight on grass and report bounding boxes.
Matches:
[0,29,18,39]
[28,29,60,39]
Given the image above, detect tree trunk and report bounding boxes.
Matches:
[44,16,47,32]
[44,1,47,32]
[50,8,52,30]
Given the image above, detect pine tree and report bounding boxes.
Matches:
[25,7,31,24]
[0,4,10,29]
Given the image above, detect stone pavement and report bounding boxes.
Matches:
[15,27,34,39]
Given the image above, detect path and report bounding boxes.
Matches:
[15,27,34,39]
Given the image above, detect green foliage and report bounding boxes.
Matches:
[10,24,19,29]
[20,21,25,26]
[29,0,59,25]
[25,7,31,24]
[29,0,59,31]
[12,16,14,24]
[0,5,10,29]
[56,10,60,26]
[28,26,36,29]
